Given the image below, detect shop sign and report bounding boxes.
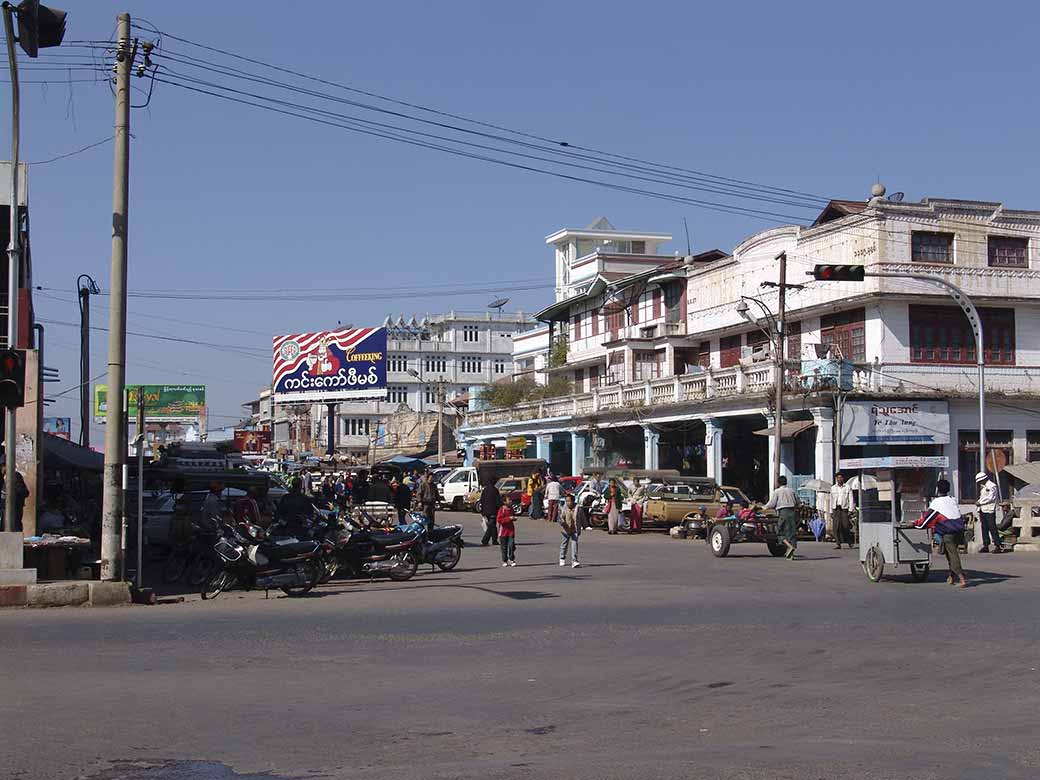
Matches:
[273,327,387,403]
[841,400,949,445]
[506,436,528,451]
[839,455,949,470]
[233,428,272,454]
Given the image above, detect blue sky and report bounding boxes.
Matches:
[10,1,1040,441]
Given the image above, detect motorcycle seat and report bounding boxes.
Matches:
[428,526,460,542]
[367,531,415,547]
[261,541,316,558]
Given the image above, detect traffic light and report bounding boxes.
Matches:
[812,264,865,282]
[12,1,67,58]
[0,349,25,409]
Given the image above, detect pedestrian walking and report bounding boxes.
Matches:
[764,476,800,559]
[975,471,1004,553]
[351,471,369,506]
[605,478,622,534]
[558,493,580,567]
[479,478,501,546]
[497,495,517,566]
[418,470,439,530]
[300,469,312,496]
[830,472,856,549]
[914,479,968,588]
[545,475,561,525]
[529,470,545,520]
[0,464,29,532]
[577,492,595,531]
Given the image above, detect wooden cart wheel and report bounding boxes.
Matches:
[910,562,930,582]
[863,545,884,582]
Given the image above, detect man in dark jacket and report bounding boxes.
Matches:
[479,480,501,546]
[391,479,412,525]
[417,471,439,530]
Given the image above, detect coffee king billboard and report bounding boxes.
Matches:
[273,327,387,403]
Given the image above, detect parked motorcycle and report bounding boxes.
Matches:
[320,511,422,582]
[200,522,324,599]
[400,512,465,572]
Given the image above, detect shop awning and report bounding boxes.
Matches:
[42,433,104,472]
[1001,462,1040,485]
[753,420,815,441]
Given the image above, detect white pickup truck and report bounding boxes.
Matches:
[439,466,480,511]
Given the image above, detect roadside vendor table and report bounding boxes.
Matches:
[839,455,947,583]
[23,536,93,580]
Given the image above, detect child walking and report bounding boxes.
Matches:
[497,494,517,567]
[559,493,581,567]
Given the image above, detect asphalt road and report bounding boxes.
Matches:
[3,511,1039,780]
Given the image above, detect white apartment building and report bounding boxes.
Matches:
[461,190,1040,508]
[329,311,533,456]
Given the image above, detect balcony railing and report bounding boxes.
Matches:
[464,359,1040,429]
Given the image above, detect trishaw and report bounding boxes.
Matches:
[840,456,948,583]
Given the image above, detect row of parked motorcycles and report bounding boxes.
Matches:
[199,507,465,600]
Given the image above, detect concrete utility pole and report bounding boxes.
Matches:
[77,274,98,448]
[772,251,787,493]
[2,2,21,531]
[437,381,445,466]
[100,12,133,580]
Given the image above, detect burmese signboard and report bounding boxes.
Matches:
[840,400,950,446]
[94,385,207,423]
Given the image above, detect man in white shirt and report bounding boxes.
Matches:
[974,471,1003,553]
[545,476,562,525]
[830,472,856,550]
[915,479,967,587]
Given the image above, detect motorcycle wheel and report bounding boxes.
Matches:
[201,570,235,600]
[387,551,419,581]
[434,541,462,572]
[319,558,340,584]
[162,551,190,584]
[281,559,321,597]
[188,555,218,587]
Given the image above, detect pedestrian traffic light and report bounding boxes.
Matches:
[11,1,67,58]
[0,349,25,409]
[812,264,865,282]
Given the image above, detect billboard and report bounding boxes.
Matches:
[273,327,387,403]
[840,400,950,446]
[44,417,72,440]
[94,384,207,423]
[233,428,272,454]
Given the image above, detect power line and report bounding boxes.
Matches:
[29,136,113,165]
[37,318,268,358]
[152,48,824,211]
[143,27,827,204]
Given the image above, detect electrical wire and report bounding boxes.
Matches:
[29,136,113,165]
[151,48,825,211]
[37,317,268,359]
[141,26,828,204]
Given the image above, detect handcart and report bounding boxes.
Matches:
[840,456,948,583]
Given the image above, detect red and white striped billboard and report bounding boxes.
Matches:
[272,327,387,404]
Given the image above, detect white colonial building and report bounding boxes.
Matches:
[461,190,1040,507]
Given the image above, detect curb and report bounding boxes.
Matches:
[1,581,132,609]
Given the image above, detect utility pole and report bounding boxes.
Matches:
[437,381,445,466]
[100,12,133,581]
[77,274,97,448]
[2,3,21,532]
[772,251,787,493]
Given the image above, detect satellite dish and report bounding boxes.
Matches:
[488,297,510,317]
[888,192,904,202]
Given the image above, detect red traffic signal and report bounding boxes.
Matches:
[813,264,865,282]
[13,1,67,59]
[0,348,25,409]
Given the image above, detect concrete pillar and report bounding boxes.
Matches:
[642,424,660,470]
[780,442,795,481]
[664,342,676,377]
[765,414,779,494]
[464,440,476,466]
[812,406,835,481]
[14,349,41,536]
[570,431,587,476]
[535,434,550,462]
[704,418,723,484]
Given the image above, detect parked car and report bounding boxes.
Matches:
[464,476,530,514]
[574,481,633,528]
[558,476,584,496]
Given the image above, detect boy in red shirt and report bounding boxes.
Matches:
[497,495,517,567]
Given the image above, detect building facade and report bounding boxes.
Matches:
[461,192,1040,507]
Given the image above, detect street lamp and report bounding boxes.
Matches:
[735,294,784,493]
